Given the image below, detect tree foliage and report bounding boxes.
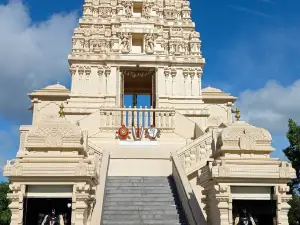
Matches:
[0,182,11,225]
[283,119,300,225]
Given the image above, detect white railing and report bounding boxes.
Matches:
[99,107,175,129]
[171,152,207,225]
[177,132,213,175]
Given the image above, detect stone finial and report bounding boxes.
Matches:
[59,103,65,118]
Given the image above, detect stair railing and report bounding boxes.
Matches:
[177,131,213,175]
[171,152,207,225]
[89,142,110,225]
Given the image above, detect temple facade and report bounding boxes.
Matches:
[3,0,296,225]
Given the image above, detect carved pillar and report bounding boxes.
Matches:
[215,184,231,225]
[73,183,93,225]
[16,126,29,157]
[190,69,196,96]
[7,183,25,225]
[104,66,111,95]
[183,69,189,96]
[275,184,291,225]
[171,68,177,96]
[84,66,91,94]
[31,98,40,125]
[97,67,104,95]
[164,68,170,96]
[197,68,203,96]
[78,66,85,94]
[70,65,77,93]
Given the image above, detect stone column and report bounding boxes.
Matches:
[85,66,91,95]
[190,69,196,96]
[276,184,291,225]
[16,126,29,157]
[78,66,85,94]
[97,67,104,95]
[183,69,189,96]
[171,68,177,96]
[7,183,25,225]
[215,184,231,225]
[104,66,111,95]
[72,183,92,225]
[197,68,203,96]
[164,68,170,96]
[70,65,77,93]
[31,98,40,126]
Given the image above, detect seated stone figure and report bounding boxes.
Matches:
[39,209,65,225]
[234,208,258,225]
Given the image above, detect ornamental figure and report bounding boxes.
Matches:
[132,125,145,141]
[145,33,155,53]
[116,125,130,140]
[147,125,159,141]
[120,32,131,53]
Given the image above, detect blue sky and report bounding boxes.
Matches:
[0,0,300,180]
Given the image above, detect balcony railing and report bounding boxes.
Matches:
[99,107,175,129]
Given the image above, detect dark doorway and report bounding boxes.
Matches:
[232,200,276,225]
[23,198,72,225]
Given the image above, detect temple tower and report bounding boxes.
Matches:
[68,0,204,112]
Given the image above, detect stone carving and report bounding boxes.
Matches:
[45,132,64,147]
[70,65,77,76]
[26,110,83,149]
[142,1,152,18]
[98,7,112,18]
[145,33,155,53]
[177,132,212,173]
[164,8,178,20]
[120,32,131,53]
[123,0,132,17]
[90,40,107,53]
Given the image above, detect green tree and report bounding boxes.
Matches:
[0,182,11,225]
[283,119,300,225]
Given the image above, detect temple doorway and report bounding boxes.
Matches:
[23,198,72,225]
[120,68,156,127]
[121,68,156,108]
[232,200,276,225]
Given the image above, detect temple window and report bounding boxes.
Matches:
[132,33,143,53]
[133,2,142,17]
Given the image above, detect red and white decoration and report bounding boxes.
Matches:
[132,125,144,141]
[147,125,159,141]
[116,125,130,140]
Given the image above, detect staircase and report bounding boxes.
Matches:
[101,176,188,225]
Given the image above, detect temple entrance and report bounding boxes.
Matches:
[121,68,156,108]
[120,68,156,128]
[23,198,72,225]
[232,200,277,225]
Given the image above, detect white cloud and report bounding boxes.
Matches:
[238,79,300,134]
[0,2,78,122]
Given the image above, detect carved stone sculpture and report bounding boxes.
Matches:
[145,33,155,53]
[120,32,131,53]
[123,0,132,17]
[142,1,152,18]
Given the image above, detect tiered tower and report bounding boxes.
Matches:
[67,0,205,112]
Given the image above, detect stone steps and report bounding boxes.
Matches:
[101,176,188,225]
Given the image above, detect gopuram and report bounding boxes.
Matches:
[3,0,296,225]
